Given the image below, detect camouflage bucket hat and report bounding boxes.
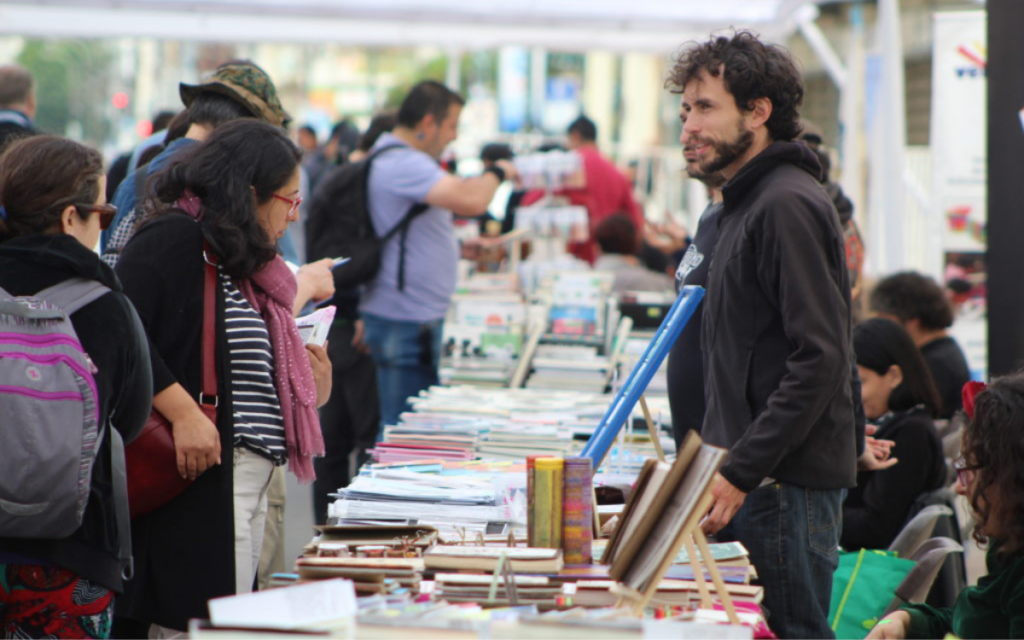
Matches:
[179,62,290,127]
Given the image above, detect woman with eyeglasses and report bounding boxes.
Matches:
[868,376,1024,639]
[113,119,332,636]
[0,136,152,638]
[842,317,948,551]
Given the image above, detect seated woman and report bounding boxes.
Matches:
[0,136,152,639]
[114,120,332,635]
[842,317,947,550]
[868,376,1024,639]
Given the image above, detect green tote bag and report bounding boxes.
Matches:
[828,549,916,639]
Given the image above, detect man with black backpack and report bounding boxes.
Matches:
[310,80,515,438]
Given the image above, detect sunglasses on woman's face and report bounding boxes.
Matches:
[75,203,118,230]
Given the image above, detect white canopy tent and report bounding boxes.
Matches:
[2,0,826,52]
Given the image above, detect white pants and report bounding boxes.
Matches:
[232,446,275,595]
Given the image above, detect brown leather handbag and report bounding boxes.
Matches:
[126,248,218,519]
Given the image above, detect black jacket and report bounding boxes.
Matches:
[841,407,946,550]
[702,141,856,493]
[115,214,238,629]
[0,234,151,592]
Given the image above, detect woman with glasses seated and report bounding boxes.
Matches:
[868,376,1024,639]
[842,317,948,551]
[0,136,152,639]
[113,119,332,636]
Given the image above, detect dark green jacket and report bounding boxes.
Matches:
[904,542,1024,638]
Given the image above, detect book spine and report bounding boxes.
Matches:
[562,457,593,564]
[533,458,562,549]
[526,455,540,547]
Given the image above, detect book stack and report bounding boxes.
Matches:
[527,456,594,565]
[571,579,693,609]
[432,573,564,608]
[328,471,511,540]
[527,344,610,393]
[476,424,574,460]
[423,545,564,574]
[294,557,423,596]
[375,424,480,463]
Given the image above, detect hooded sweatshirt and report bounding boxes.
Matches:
[701,141,856,493]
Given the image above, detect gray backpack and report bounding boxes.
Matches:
[0,279,130,549]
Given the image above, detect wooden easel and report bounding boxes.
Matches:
[610,490,740,624]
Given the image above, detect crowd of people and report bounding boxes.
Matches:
[0,27,1020,640]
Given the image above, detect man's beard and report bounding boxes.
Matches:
[695,123,754,176]
[685,160,727,189]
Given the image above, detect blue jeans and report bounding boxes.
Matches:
[716,482,842,639]
[361,312,443,434]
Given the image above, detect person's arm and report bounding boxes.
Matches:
[719,191,852,492]
[116,216,221,480]
[109,297,153,444]
[425,159,516,217]
[293,258,335,316]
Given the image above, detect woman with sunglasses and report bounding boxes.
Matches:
[868,376,1024,639]
[842,317,947,551]
[113,119,332,636]
[0,136,152,638]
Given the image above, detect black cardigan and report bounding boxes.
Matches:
[0,234,151,592]
[841,408,947,550]
[114,213,238,630]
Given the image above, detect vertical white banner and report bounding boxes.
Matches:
[932,11,987,253]
[931,11,987,379]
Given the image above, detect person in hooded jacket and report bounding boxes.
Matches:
[668,32,856,639]
[0,135,152,639]
[843,318,947,550]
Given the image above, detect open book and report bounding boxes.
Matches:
[295,305,335,347]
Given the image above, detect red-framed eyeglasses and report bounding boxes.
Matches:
[272,193,303,216]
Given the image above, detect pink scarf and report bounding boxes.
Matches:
[177,193,324,483]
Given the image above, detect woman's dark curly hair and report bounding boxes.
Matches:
[962,373,1024,555]
[148,119,301,279]
[665,30,804,142]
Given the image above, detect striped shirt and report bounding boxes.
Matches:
[222,271,287,464]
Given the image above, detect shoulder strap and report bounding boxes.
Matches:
[108,428,134,580]
[392,203,431,292]
[35,278,111,315]
[200,244,218,409]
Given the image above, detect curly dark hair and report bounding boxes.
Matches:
[0,135,103,242]
[665,30,804,142]
[148,119,301,279]
[963,373,1024,555]
[870,271,954,331]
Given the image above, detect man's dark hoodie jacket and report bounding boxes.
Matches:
[701,141,856,493]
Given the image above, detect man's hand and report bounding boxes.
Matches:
[700,473,748,535]
[865,611,910,639]
[351,319,370,354]
[493,159,519,183]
